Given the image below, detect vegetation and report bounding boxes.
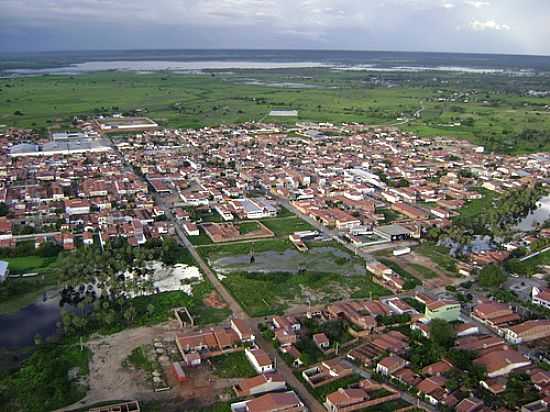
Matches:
[2,69,550,154]
[123,345,156,373]
[478,264,507,288]
[260,216,314,236]
[56,238,229,337]
[407,263,439,279]
[238,221,261,235]
[0,343,91,412]
[222,270,389,317]
[379,258,420,289]
[429,319,456,349]
[415,243,458,273]
[211,351,256,379]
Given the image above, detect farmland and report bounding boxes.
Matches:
[2,68,550,154]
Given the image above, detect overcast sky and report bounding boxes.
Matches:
[1,0,549,55]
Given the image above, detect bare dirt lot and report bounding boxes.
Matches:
[59,320,235,411]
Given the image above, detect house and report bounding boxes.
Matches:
[302,358,353,388]
[425,300,461,322]
[325,380,400,412]
[231,319,255,343]
[455,397,484,412]
[183,222,199,236]
[376,355,408,376]
[64,198,91,215]
[416,376,448,405]
[503,319,550,344]
[313,333,330,350]
[245,348,275,374]
[233,372,286,397]
[471,302,520,331]
[474,349,531,378]
[532,287,550,309]
[230,391,306,412]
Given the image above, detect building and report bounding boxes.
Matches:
[233,372,286,397]
[425,300,461,322]
[471,302,520,331]
[376,355,408,376]
[474,349,531,378]
[503,319,550,344]
[9,138,112,157]
[230,391,306,412]
[373,224,414,241]
[231,319,255,343]
[532,287,550,309]
[313,333,330,350]
[245,348,275,374]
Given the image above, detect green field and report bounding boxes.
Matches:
[260,216,315,236]
[210,351,256,379]
[5,255,57,274]
[2,69,550,154]
[407,263,439,279]
[415,243,459,274]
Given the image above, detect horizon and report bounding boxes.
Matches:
[2,0,550,55]
[3,47,550,59]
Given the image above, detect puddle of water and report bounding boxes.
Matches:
[516,195,550,231]
[211,247,366,277]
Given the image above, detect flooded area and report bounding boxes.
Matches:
[516,195,550,231]
[0,292,61,348]
[210,246,366,277]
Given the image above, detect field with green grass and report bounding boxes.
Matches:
[260,216,315,236]
[415,242,459,274]
[2,69,550,154]
[210,351,256,379]
[5,255,57,274]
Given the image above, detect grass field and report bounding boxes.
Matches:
[260,216,315,236]
[379,258,421,289]
[2,69,550,154]
[221,269,389,317]
[5,255,57,274]
[415,243,459,274]
[407,263,439,279]
[210,351,256,379]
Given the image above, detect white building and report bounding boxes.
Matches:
[245,348,275,374]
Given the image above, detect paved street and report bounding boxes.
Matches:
[158,196,326,412]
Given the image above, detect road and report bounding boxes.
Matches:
[157,195,325,412]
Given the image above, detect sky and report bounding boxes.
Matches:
[0,0,549,55]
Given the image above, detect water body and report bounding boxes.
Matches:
[0,293,62,348]
[516,195,550,232]
[211,247,366,277]
[2,49,550,74]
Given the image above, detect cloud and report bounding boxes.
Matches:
[464,1,490,8]
[469,19,511,31]
[442,2,456,9]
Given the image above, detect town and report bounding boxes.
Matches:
[0,115,549,412]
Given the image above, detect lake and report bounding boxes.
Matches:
[516,195,550,232]
[0,292,62,348]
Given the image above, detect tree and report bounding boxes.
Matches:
[479,264,507,288]
[429,319,456,349]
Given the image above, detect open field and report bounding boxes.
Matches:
[2,69,550,153]
[415,242,459,274]
[200,239,389,317]
[5,255,57,274]
[210,351,256,379]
